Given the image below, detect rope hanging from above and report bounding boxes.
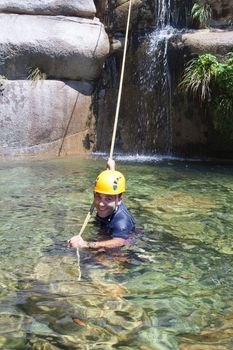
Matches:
[109,0,132,160]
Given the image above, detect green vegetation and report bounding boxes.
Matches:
[191,1,212,28]
[0,75,7,95]
[0,75,7,84]
[179,54,216,101]
[179,53,233,139]
[27,66,47,81]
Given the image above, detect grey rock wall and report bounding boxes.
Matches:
[0,1,109,158]
[0,81,94,157]
[210,0,233,23]
[0,0,96,17]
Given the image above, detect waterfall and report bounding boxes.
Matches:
[157,0,171,28]
[136,28,175,153]
[95,0,184,155]
[133,0,176,154]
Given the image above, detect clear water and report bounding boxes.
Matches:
[1,156,233,350]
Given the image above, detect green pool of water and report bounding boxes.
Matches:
[0,156,233,350]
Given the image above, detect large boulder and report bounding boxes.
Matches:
[0,14,110,80]
[0,80,95,157]
[181,29,233,56]
[0,0,96,17]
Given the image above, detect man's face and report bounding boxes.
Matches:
[94,193,120,218]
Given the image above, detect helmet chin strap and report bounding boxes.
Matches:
[115,194,119,211]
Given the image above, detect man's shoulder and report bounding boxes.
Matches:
[111,202,135,227]
[114,202,131,217]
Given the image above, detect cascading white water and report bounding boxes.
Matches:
[95,0,187,156]
[157,0,171,27]
[135,0,176,154]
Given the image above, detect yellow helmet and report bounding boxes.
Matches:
[94,170,126,195]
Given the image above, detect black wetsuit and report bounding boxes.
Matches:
[95,202,135,240]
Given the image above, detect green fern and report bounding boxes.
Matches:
[179,52,233,139]
[179,54,218,101]
[191,1,212,28]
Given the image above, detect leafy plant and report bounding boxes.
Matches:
[226,52,233,66]
[0,75,7,95]
[211,55,233,137]
[27,66,47,81]
[179,52,233,139]
[191,1,212,28]
[178,54,218,101]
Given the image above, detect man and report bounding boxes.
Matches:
[68,159,135,249]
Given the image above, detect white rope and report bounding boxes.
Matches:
[109,0,132,160]
[76,202,95,281]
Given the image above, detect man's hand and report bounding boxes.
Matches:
[67,235,88,249]
[107,158,115,171]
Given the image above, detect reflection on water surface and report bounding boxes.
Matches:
[0,156,233,349]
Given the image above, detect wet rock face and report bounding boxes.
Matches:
[94,0,233,158]
[112,0,193,31]
[210,0,233,22]
[107,0,232,33]
[95,34,175,155]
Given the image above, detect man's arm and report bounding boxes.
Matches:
[67,235,125,249]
